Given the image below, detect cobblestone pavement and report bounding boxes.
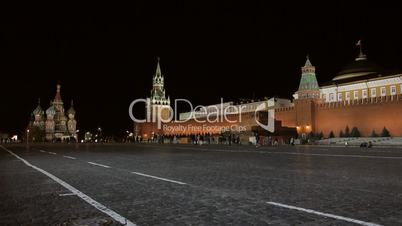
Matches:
[1,143,402,225]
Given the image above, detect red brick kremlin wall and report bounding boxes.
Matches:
[276,95,402,137]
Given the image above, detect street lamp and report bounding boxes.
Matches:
[26,129,30,149]
[97,127,102,142]
[126,130,130,143]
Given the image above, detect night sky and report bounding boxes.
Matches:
[1,3,402,136]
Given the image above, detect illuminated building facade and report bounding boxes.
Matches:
[136,42,402,140]
[276,42,402,137]
[28,84,77,141]
[146,58,171,122]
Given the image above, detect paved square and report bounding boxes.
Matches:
[1,144,402,225]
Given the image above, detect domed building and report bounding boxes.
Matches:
[319,44,401,103]
[331,52,380,82]
[27,83,77,142]
[276,40,402,137]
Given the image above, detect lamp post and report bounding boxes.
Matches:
[26,129,30,150]
[74,129,80,150]
[98,127,102,142]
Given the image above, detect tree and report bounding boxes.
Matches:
[344,125,350,137]
[339,130,344,137]
[381,127,390,137]
[351,127,361,137]
[318,132,324,139]
[329,131,335,138]
[371,129,378,137]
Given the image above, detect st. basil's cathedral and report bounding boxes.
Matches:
[27,84,77,142]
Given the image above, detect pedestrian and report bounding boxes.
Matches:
[255,133,260,148]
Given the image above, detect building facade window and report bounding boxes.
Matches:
[354,90,359,99]
[362,89,368,98]
[345,92,350,100]
[371,88,377,97]
[391,86,396,95]
[338,93,343,101]
[329,93,334,101]
[381,87,386,96]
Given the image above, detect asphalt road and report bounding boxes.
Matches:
[1,143,402,226]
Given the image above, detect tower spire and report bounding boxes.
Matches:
[297,55,319,99]
[155,57,162,77]
[304,54,312,67]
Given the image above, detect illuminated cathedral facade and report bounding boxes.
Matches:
[28,84,77,142]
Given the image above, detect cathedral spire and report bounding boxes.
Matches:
[54,83,63,103]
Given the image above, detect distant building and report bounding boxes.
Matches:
[136,41,402,141]
[276,42,402,137]
[135,58,296,142]
[27,84,77,142]
[146,57,171,122]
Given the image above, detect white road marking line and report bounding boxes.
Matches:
[48,152,57,155]
[39,150,46,153]
[266,201,382,226]
[131,172,187,185]
[0,145,137,226]
[59,193,76,196]
[87,161,111,168]
[63,155,76,160]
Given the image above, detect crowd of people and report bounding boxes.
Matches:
[127,132,289,147]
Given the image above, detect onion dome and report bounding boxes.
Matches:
[46,102,56,116]
[32,98,44,116]
[67,100,76,115]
